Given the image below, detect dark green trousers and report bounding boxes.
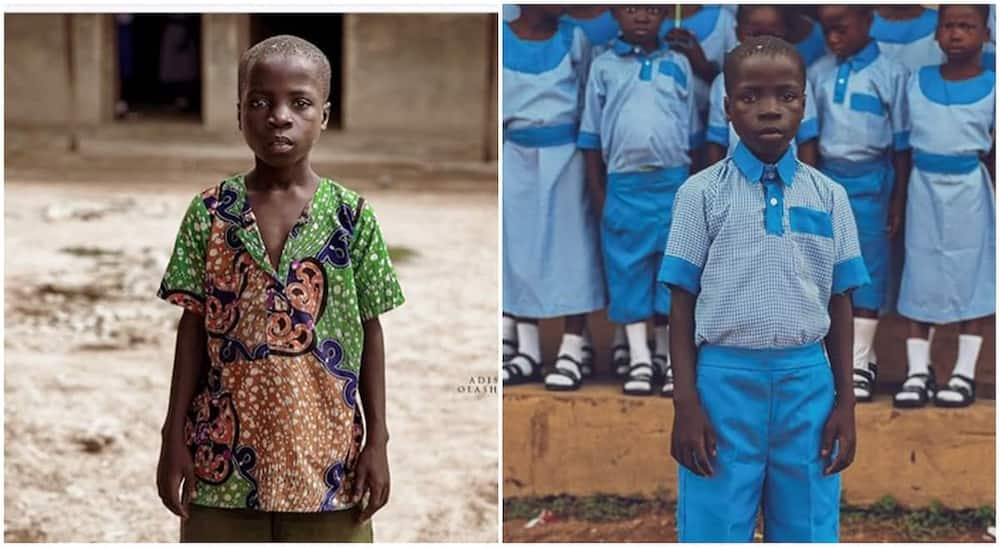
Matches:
[180,504,373,542]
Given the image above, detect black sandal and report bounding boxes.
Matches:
[502,338,518,362]
[623,362,655,396]
[893,369,936,409]
[853,363,877,403]
[654,355,674,398]
[545,354,584,392]
[612,344,630,378]
[934,374,976,408]
[502,353,541,386]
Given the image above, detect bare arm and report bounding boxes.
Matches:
[705,143,726,167]
[157,309,208,518]
[584,149,607,217]
[985,140,995,185]
[669,287,717,476]
[888,149,911,238]
[796,139,818,167]
[820,293,857,475]
[355,317,390,522]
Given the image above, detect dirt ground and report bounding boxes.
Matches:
[3,135,498,542]
[502,512,990,543]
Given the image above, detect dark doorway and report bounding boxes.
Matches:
[114,14,202,121]
[250,15,344,128]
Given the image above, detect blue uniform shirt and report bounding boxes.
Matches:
[706,72,820,154]
[809,41,911,163]
[579,38,703,172]
[659,6,739,118]
[562,10,620,51]
[658,142,870,349]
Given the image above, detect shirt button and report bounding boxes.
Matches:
[770,198,778,206]
[838,78,845,84]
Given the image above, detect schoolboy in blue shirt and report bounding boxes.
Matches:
[659,36,868,542]
[811,5,911,403]
[570,5,701,396]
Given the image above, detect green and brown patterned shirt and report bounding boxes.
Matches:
[158,175,404,512]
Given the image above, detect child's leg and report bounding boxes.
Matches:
[653,315,674,397]
[502,314,518,362]
[545,314,587,390]
[502,318,541,385]
[273,506,373,542]
[935,318,982,407]
[762,359,839,541]
[622,320,655,395]
[678,350,769,541]
[581,320,594,377]
[852,309,879,402]
[894,321,936,408]
[611,324,630,377]
[180,505,273,542]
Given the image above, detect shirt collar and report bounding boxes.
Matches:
[612,37,666,57]
[841,39,880,72]
[732,141,798,186]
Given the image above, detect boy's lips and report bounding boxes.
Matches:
[268,136,295,152]
[757,128,785,140]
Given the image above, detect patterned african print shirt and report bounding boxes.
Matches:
[157,175,405,512]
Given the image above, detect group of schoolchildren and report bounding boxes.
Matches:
[503,4,994,541]
[503,3,994,410]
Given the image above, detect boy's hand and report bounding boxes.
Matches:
[666,28,711,77]
[156,431,197,519]
[670,400,717,477]
[353,442,390,523]
[887,196,905,238]
[820,403,856,475]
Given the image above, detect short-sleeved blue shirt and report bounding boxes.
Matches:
[578,38,703,173]
[658,142,870,349]
[809,40,911,163]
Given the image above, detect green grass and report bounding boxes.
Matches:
[388,245,417,263]
[505,493,994,539]
[59,246,123,257]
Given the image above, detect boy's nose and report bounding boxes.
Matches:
[268,107,292,127]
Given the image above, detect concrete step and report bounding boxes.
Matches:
[503,381,995,509]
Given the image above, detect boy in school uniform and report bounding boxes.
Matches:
[568,5,701,396]
[705,4,819,166]
[811,5,911,403]
[659,36,867,542]
[156,35,404,542]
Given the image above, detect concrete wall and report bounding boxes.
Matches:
[5,14,71,126]
[343,13,494,141]
[202,14,249,134]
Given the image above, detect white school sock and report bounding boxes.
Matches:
[654,324,670,358]
[545,333,585,388]
[502,316,517,342]
[902,337,931,389]
[626,322,652,365]
[505,322,540,377]
[853,318,878,370]
[557,333,585,362]
[953,334,983,381]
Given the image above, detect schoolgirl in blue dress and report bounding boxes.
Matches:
[895,4,995,409]
[502,5,607,387]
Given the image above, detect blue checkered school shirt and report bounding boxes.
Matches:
[658,142,870,349]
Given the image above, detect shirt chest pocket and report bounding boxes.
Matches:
[788,206,835,286]
[849,92,890,139]
[652,60,690,118]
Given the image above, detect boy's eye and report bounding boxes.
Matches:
[249,98,268,109]
[293,98,311,109]
[781,91,800,102]
[740,92,758,103]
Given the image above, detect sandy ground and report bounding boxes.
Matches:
[3,148,498,542]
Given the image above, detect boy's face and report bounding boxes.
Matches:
[937,6,989,63]
[737,7,788,42]
[817,6,873,59]
[612,6,667,46]
[725,53,805,161]
[522,5,565,22]
[238,55,330,169]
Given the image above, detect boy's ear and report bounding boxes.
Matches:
[321,102,331,130]
[236,103,242,131]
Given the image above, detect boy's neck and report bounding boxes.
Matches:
[941,53,985,81]
[621,34,661,54]
[877,5,925,22]
[839,39,873,62]
[746,143,789,166]
[511,12,559,39]
[246,160,320,192]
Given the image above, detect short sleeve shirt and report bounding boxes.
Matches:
[157,175,405,512]
[658,142,870,349]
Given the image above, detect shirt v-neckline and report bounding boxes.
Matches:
[234,175,325,282]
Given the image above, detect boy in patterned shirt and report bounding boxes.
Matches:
[155,35,404,542]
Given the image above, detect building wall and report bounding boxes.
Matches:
[5,14,71,126]
[343,14,494,140]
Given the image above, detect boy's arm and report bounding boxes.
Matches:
[796,139,819,167]
[705,143,726,166]
[669,287,717,477]
[986,139,995,185]
[821,292,858,475]
[584,149,608,217]
[157,309,208,519]
[887,149,911,238]
[355,317,390,522]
